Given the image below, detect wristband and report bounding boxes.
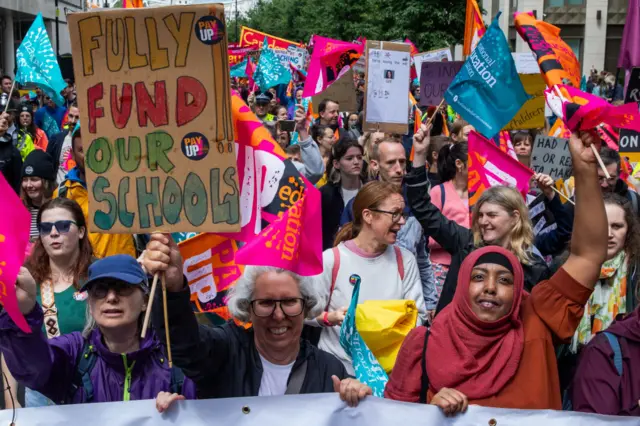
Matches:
[322,311,332,327]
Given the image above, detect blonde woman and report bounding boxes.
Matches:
[406,124,565,314]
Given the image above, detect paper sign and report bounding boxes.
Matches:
[619,68,640,162]
[364,41,411,133]
[312,67,357,112]
[68,5,240,234]
[531,135,572,181]
[0,174,31,333]
[239,26,303,51]
[512,52,539,74]
[419,61,464,107]
[413,47,453,81]
[287,45,308,70]
[503,74,546,130]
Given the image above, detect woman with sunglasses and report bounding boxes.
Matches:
[310,181,426,375]
[0,254,196,404]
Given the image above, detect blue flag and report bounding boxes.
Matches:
[253,37,291,92]
[15,14,66,107]
[445,13,529,139]
[230,59,248,78]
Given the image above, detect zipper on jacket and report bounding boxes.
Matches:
[121,355,136,402]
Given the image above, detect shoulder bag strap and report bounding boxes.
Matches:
[285,360,308,395]
[419,327,430,404]
[439,184,445,210]
[40,279,62,339]
[603,332,624,376]
[393,245,405,280]
[326,247,341,311]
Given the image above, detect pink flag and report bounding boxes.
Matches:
[235,176,323,276]
[618,0,640,69]
[302,35,364,98]
[0,174,31,333]
[545,85,640,133]
[468,130,534,210]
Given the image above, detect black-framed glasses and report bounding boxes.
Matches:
[250,298,305,318]
[88,281,138,299]
[38,220,78,236]
[369,209,408,223]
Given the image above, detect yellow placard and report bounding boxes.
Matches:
[503,74,546,130]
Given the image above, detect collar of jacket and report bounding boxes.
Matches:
[64,167,87,189]
[88,327,164,373]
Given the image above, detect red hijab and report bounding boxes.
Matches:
[426,246,526,399]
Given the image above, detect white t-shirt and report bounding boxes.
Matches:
[258,354,294,396]
[341,187,359,207]
[314,242,426,375]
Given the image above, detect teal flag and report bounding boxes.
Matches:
[253,37,291,92]
[444,13,529,139]
[230,59,248,78]
[15,14,66,107]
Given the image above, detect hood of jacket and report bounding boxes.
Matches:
[64,167,87,188]
[606,307,640,343]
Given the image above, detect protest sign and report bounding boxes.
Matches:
[3,392,638,426]
[413,47,453,81]
[364,41,411,133]
[239,26,303,50]
[503,73,546,130]
[419,61,464,107]
[619,68,640,162]
[531,135,572,181]
[287,45,308,70]
[312,67,357,112]
[445,14,530,139]
[68,5,239,234]
[0,175,31,333]
[512,52,539,74]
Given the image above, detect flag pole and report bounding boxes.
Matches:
[3,80,16,114]
[140,272,159,338]
[161,273,173,368]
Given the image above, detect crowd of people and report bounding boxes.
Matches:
[1,58,639,419]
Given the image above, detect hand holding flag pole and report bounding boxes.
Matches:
[3,80,15,114]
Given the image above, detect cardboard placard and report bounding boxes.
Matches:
[312,67,357,112]
[531,135,572,181]
[413,47,453,81]
[68,5,240,234]
[363,41,411,134]
[619,68,640,162]
[503,74,546,130]
[419,61,464,107]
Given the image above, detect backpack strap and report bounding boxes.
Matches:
[70,340,98,403]
[393,245,405,280]
[326,247,341,311]
[285,360,308,395]
[439,184,445,210]
[170,366,185,394]
[603,332,624,376]
[419,327,430,404]
[58,183,69,199]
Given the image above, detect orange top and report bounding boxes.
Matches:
[385,267,593,410]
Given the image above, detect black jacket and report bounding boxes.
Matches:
[46,128,70,176]
[320,182,345,250]
[153,286,349,399]
[405,167,552,314]
[0,135,22,194]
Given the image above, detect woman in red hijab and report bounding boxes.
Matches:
[385,131,608,413]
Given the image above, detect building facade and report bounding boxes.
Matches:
[485,0,628,74]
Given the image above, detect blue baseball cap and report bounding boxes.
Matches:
[80,255,148,292]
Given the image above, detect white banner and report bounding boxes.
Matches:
[0,393,636,426]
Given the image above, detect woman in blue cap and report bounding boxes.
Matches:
[0,254,195,404]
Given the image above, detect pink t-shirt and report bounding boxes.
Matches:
[428,180,470,266]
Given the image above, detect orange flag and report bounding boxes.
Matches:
[463,0,486,56]
[122,0,143,7]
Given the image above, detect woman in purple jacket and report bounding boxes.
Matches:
[0,254,195,404]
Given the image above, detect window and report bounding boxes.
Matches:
[546,0,584,7]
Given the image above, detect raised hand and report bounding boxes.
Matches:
[411,122,433,168]
[15,267,37,315]
[568,131,601,170]
[141,234,184,292]
[533,173,556,200]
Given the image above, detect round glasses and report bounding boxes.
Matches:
[250,298,305,317]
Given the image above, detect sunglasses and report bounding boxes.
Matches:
[88,281,138,299]
[38,220,78,236]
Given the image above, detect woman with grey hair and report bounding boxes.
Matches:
[144,234,372,412]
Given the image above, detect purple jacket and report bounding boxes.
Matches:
[0,304,196,404]
[572,308,640,416]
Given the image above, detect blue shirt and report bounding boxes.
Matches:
[35,105,67,140]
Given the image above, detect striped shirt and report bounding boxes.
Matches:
[29,206,39,240]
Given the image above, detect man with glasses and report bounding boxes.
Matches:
[340,136,438,318]
[142,234,372,408]
[34,94,67,141]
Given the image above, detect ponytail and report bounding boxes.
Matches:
[437,141,467,183]
[334,222,357,246]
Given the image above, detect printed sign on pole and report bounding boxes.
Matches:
[68,5,240,234]
[619,68,640,162]
[363,41,411,134]
[530,135,572,181]
[419,61,464,107]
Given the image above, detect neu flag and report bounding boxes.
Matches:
[463,0,486,56]
[0,174,32,333]
[230,59,248,78]
[15,14,66,107]
[445,13,529,139]
[253,37,291,92]
[514,11,581,88]
[303,35,364,98]
[468,130,534,210]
